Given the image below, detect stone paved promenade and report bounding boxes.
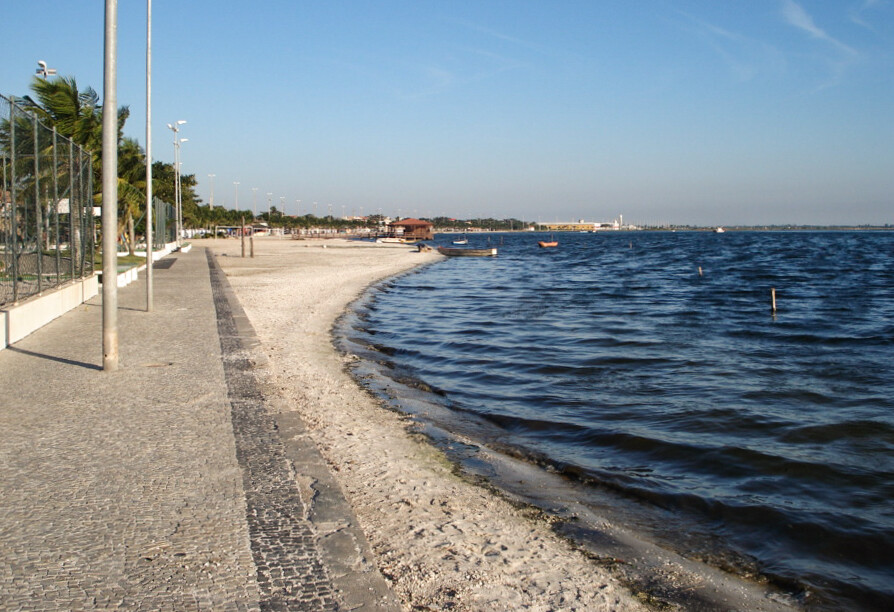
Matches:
[0,246,398,611]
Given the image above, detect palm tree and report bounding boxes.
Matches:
[20,76,152,255]
[117,137,146,256]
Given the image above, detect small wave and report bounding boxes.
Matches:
[338,230,894,611]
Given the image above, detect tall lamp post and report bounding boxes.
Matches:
[145,0,153,311]
[166,120,186,246]
[252,187,258,219]
[102,0,119,371]
[208,173,215,209]
[177,138,187,240]
[233,181,240,213]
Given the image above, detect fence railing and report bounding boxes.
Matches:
[147,195,177,250]
[1,93,95,307]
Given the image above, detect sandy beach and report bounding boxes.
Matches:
[206,236,646,610]
[206,236,797,611]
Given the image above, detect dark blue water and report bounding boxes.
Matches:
[336,231,894,610]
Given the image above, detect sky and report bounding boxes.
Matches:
[2,0,892,226]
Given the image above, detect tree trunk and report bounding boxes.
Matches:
[127,210,135,257]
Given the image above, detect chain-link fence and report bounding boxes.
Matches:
[1,93,95,307]
[154,196,176,247]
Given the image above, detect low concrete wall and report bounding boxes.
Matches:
[1,275,99,349]
[1,244,182,351]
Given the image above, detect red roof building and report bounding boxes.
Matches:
[387,218,434,241]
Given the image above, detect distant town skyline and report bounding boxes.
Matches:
[2,1,891,226]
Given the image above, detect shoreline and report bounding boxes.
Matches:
[206,236,796,611]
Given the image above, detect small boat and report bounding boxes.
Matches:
[452,238,469,245]
[714,227,725,233]
[538,233,558,248]
[437,246,497,257]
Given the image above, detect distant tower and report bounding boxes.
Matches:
[620,214,623,227]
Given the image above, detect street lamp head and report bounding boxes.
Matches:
[35,60,56,78]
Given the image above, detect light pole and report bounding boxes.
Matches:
[266,192,273,215]
[252,187,258,218]
[166,120,186,246]
[280,196,285,216]
[208,173,215,209]
[145,0,153,311]
[102,0,119,371]
[178,138,187,240]
[233,181,240,213]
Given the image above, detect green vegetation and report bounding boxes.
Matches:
[93,252,146,269]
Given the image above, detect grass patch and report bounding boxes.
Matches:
[93,250,147,268]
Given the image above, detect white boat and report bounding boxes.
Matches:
[714,227,725,233]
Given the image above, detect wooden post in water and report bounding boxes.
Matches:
[241,216,246,258]
[698,266,703,277]
[771,287,777,313]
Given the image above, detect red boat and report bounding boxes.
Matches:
[538,240,558,248]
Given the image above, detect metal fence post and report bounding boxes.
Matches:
[34,112,43,293]
[53,128,61,285]
[10,101,18,302]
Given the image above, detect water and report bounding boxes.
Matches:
[335,230,894,610]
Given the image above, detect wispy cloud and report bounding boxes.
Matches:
[679,13,785,83]
[849,0,883,30]
[454,20,548,55]
[780,0,858,56]
[392,20,543,101]
[779,0,862,91]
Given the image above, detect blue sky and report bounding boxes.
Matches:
[2,1,892,225]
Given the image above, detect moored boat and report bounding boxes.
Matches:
[538,233,558,248]
[437,246,498,257]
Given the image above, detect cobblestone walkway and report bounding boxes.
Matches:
[208,252,338,610]
[0,249,260,610]
[0,246,397,610]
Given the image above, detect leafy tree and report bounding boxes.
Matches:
[20,76,129,186]
[117,137,146,255]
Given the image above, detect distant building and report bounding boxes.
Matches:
[538,219,622,231]
[387,218,434,241]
